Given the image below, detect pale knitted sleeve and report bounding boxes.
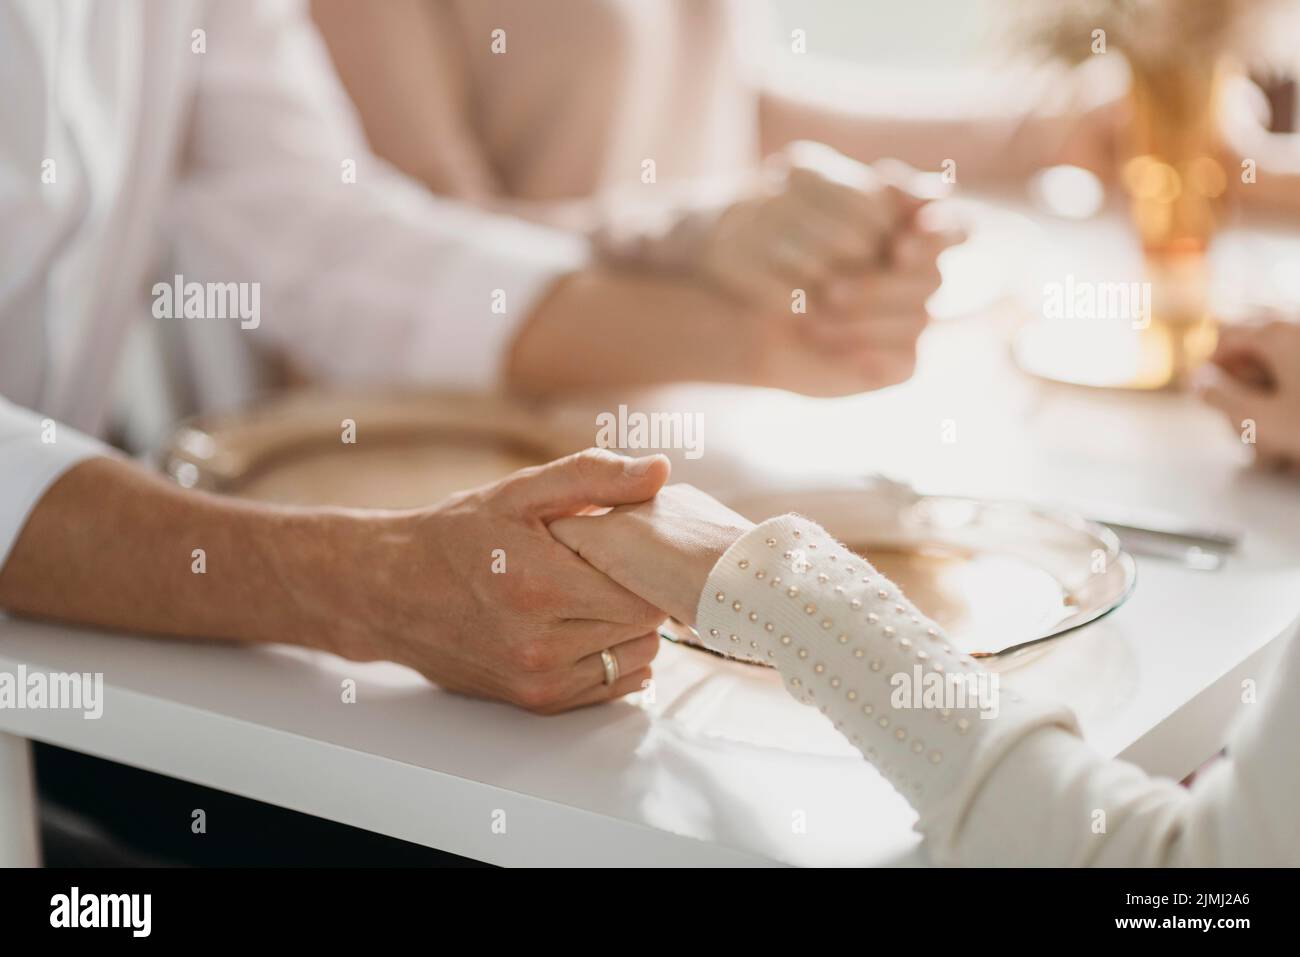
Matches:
[693,514,1300,866]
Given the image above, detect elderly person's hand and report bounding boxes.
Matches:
[1196,317,1300,470]
[362,449,672,713]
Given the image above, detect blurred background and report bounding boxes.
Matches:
[769,0,993,66]
[28,0,1300,870]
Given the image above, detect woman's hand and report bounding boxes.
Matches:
[549,485,755,626]
[1196,317,1300,470]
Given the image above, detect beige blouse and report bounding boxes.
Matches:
[312,0,765,229]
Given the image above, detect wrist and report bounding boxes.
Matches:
[694,514,803,607]
[679,517,757,627]
[262,507,399,662]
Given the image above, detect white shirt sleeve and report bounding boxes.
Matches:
[166,0,588,391]
[694,514,1300,866]
[0,397,107,572]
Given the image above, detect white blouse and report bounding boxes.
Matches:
[695,514,1300,866]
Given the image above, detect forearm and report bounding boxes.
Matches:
[0,457,382,661]
[692,515,1082,859]
[505,269,760,395]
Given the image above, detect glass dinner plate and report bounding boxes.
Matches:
[158,399,1135,662]
[661,482,1137,662]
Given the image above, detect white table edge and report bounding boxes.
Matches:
[0,657,778,868]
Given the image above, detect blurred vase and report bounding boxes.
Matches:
[1121,58,1230,386]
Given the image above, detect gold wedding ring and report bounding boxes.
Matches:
[599,648,619,686]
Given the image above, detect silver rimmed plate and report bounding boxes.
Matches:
[661,481,1136,662]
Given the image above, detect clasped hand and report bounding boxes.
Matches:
[701,142,964,394]
[362,449,749,714]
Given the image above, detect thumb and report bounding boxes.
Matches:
[504,449,671,520]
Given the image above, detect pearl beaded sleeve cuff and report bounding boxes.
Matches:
[693,514,1080,855]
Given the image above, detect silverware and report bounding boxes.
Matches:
[1105,529,1227,571]
[1082,508,1240,571]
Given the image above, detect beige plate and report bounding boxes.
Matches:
[158,391,570,508]
[660,484,1136,661]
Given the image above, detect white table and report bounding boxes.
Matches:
[5,202,1300,867]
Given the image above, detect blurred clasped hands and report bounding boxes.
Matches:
[702,141,964,393]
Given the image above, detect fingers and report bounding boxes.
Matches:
[746,144,914,297]
[512,630,660,716]
[1195,363,1296,466]
[547,667,654,714]
[1195,363,1254,414]
[552,617,666,661]
[781,200,881,271]
[804,314,928,351]
[806,235,943,333]
[548,512,591,559]
[1215,351,1275,391]
[761,212,838,289]
[785,143,919,235]
[572,632,661,692]
[749,198,870,292]
[1214,318,1271,360]
[1213,322,1254,360]
[787,167,895,257]
[1194,363,1277,433]
[546,542,666,625]
[809,225,948,317]
[825,273,941,314]
[501,448,670,521]
[1214,318,1293,384]
[709,148,957,312]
